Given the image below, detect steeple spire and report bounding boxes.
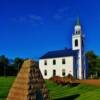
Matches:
[74,17,81,34]
[76,16,80,26]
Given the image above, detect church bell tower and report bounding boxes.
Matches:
[72,17,86,79]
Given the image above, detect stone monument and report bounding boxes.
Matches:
[7,59,50,100]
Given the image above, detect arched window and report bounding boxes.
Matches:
[75,39,78,47]
[62,59,66,64]
[53,59,56,65]
[44,70,47,76]
[62,69,66,76]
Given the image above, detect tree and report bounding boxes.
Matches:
[86,51,100,78]
[0,55,9,76]
[95,57,100,76]
[14,57,24,72]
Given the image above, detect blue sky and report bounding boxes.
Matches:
[0,0,100,59]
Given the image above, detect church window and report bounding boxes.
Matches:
[44,60,47,65]
[75,39,78,47]
[53,60,56,65]
[76,30,80,34]
[44,70,47,76]
[62,69,66,76]
[53,70,56,76]
[62,59,66,64]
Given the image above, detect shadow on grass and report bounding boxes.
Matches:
[57,82,80,87]
[70,83,80,87]
[54,94,80,100]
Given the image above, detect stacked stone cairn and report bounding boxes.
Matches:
[7,59,50,100]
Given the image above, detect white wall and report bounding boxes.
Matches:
[72,34,83,79]
[72,34,86,79]
[39,56,74,79]
[72,35,82,50]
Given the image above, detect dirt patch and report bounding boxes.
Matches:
[75,80,100,87]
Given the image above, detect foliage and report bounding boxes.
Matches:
[86,51,100,78]
[0,55,9,76]
[50,74,74,85]
[0,55,24,76]
[13,57,24,72]
[0,50,100,78]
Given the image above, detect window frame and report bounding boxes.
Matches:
[53,59,56,65]
[62,69,66,76]
[53,69,56,77]
[62,59,66,64]
[44,60,47,65]
[75,39,78,47]
[44,70,47,76]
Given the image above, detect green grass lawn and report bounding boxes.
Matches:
[0,77,100,100]
[46,80,100,100]
[0,76,15,100]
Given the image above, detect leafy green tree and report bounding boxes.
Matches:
[86,51,100,78]
[0,55,9,76]
[95,57,100,76]
[14,57,24,72]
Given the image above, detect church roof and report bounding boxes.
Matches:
[40,49,78,59]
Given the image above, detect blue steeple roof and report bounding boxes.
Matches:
[40,49,78,59]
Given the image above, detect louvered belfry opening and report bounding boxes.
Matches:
[7,59,50,100]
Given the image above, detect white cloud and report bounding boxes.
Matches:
[58,7,69,13]
[29,15,42,21]
[28,15,43,25]
[11,14,43,25]
[53,13,62,20]
[53,7,77,21]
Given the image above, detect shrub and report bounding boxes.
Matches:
[49,74,75,85]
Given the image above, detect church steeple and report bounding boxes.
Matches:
[74,17,81,35]
[72,17,86,79]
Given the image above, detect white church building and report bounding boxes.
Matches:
[39,19,88,79]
